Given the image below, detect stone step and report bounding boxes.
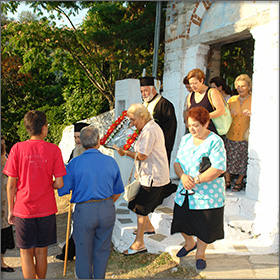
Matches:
[162,185,258,220]
[224,191,257,220]
[225,214,255,236]
[112,195,276,256]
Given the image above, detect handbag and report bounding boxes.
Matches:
[123,152,141,202]
[208,89,232,135]
[199,156,224,177]
[199,156,212,173]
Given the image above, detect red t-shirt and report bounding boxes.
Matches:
[3,140,67,218]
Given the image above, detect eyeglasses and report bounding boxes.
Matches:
[180,188,195,196]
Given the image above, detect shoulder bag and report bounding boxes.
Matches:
[208,89,232,135]
[123,152,141,202]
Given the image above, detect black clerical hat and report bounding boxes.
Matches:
[74,122,90,132]
[139,76,155,87]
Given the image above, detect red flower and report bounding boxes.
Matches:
[127,138,134,145]
[132,132,138,139]
[123,144,131,150]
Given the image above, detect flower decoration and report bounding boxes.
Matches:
[100,111,141,150]
[123,129,141,150]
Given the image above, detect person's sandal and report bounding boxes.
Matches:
[232,183,242,192]
[225,181,231,189]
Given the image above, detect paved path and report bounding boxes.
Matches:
[1,242,278,279]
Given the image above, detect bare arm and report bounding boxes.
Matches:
[209,89,225,119]
[174,162,224,188]
[53,176,64,189]
[7,176,17,225]
[195,167,225,184]
[113,144,148,161]
[187,93,191,109]
[174,162,195,190]
[112,193,121,202]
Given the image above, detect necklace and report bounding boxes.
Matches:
[239,94,249,105]
[239,95,249,100]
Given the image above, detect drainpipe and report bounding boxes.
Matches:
[152,1,162,79]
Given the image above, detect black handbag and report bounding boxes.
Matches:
[199,157,212,173]
[199,157,224,177]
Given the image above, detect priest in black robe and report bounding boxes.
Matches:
[140,76,177,165]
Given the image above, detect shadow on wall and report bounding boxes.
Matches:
[247,148,279,250]
[246,148,260,202]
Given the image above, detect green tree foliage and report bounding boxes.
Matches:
[221,37,255,93]
[1,19,67,149]
[1,1,167,148]
[2,1,166,109]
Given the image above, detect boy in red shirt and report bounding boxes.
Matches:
[3,110,66,279]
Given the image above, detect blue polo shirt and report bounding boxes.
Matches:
[58,149,124,203]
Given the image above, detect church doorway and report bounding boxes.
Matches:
[220,37,255,95]
[206,36,255,190]
[207,36,255,95]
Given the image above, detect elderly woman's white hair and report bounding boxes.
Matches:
[127,103,152,122]
[234,74,252,93]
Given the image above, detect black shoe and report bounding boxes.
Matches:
[55,253,74,261]
[1,266,15,272]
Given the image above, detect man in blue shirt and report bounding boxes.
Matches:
[58,125,124,279]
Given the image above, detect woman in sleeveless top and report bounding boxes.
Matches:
[186,69,225,135]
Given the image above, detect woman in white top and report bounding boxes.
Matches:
[114,103,170,256]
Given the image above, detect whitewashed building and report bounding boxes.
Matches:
[60,1,279,253]
[161,1,279,251]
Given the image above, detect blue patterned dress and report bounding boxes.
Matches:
[171,132,227,243]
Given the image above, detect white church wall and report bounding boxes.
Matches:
[163,1,279,249]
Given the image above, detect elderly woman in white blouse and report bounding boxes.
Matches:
[114,103,170,256]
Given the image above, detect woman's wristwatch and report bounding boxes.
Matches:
[194,175,201,184]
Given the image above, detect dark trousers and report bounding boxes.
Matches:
[62,234,75,258]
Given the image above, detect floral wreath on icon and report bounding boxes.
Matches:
[100,110,141,150]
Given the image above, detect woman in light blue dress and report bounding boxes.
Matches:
[171,106,226,270]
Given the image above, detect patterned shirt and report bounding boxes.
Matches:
[174,132,226,210]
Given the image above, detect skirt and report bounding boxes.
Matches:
[1,225,15,254]
[128,182,170,216]
[171,196,224,244]
[224,138,248,175]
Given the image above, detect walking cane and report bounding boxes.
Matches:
[63,192,73,276]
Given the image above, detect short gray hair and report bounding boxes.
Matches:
[80,125,99,149]
[127,103,152,122]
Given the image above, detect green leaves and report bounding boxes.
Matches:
[2,1,166,150]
